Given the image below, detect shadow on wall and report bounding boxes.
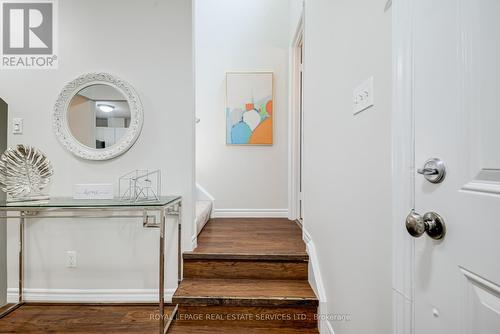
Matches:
[0,98,7,305]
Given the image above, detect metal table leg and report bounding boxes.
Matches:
[19,213,24,304]
[178,202,182,284]
[0,213,25,318]
[159,207,165,334]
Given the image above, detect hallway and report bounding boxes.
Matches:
[169,218,319,333]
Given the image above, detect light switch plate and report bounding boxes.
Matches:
[353,77,374,115]
[12,118,23,134]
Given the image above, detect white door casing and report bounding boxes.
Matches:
[394,0,500,333]
[289,14,305,221]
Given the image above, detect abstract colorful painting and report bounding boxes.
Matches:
[226,72,273,145]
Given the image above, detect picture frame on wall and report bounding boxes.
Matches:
[225,72,274,146]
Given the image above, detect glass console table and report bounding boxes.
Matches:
[0,196,182,334]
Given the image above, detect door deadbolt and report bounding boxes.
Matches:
[417,158,446,184]
[406,210,446,240]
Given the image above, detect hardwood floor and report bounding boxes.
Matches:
[171,218,319,333]
[0,218,318,333]
[0,304,175,333]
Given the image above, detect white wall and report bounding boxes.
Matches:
[195,0,290,214]
[302,0,392,333]
[0,0,194,301]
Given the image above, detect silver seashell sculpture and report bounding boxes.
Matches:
[0,144,54,202]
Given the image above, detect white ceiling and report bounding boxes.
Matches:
[94,101,131,119]
[78,84,126,101]
[77,84,131,119]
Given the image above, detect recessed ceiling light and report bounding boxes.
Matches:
[97,104,114,113]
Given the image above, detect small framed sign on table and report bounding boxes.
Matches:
[73,184,114,200]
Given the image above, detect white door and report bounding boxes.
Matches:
[411,0,500,333]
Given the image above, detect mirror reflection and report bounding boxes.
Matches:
[67,84,131,149]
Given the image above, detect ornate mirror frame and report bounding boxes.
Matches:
[53,73,144,161]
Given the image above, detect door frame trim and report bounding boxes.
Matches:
[288,12,305,221]
[392,0,416,333]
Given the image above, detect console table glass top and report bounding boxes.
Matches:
[0,196,181,210]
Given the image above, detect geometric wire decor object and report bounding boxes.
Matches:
[119,169,161,203]
[0,144,54,202]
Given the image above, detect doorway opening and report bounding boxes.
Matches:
[195,0,295,227]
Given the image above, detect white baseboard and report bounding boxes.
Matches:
[7,288,176,304]
[303,227,331,334]
[212,209,288,218]
[324,319,335,334]
[191,233,198,249]
[196,183,215,202]
[303,228,327,302]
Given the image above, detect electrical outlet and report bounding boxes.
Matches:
[66,251,77,268]
[353,77,375,115]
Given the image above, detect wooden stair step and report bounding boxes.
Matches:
[175,305,318,329]
[170,219,318,333]
[193,218,306,257]
[183,252,309,261]
[183,258,308,280]
[173,279,318,307]
[168,323,319,333]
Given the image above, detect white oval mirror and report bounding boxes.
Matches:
[53,73,143,161]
